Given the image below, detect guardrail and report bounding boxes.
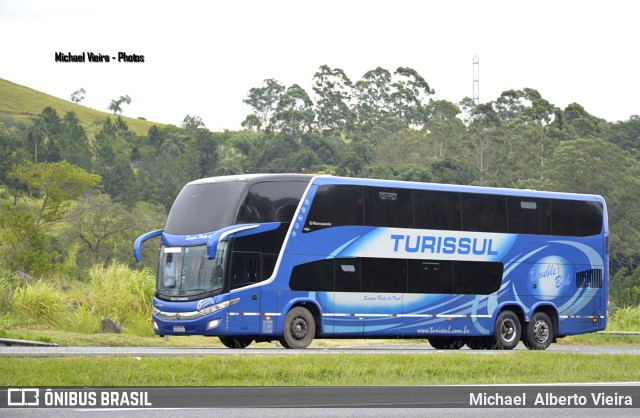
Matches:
[598,331,640,337]
[0,338,58,347]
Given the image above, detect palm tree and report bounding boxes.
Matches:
[27,121,47,163]
[161,132,187,157]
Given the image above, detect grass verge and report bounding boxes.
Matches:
[0,353,638,386]
[2,326,640,348]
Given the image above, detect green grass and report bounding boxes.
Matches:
[561,333,640,346]
[0,78,164,137]
[0,353,638,386]
[0,263,156,337]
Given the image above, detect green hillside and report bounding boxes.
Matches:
[0,78,164,137]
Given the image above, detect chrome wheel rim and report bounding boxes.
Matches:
[500,318,517,343]
[291,317,308,340]
[533,320,550,344]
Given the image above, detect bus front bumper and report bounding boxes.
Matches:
[152,311,226,336]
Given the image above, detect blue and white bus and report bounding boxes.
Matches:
[134,174,608,350]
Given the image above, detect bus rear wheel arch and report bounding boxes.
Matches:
[280,306,316,349]
[523,312,554,350]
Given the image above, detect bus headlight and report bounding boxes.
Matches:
[198,298,240,315]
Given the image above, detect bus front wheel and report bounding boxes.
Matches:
[522,312,553,350]
[280,307,315,349]
[219,336,252,349]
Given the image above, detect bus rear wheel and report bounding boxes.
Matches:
[523,312,553,350]
[429,336,466,350]
[219,336,252,349]
[280,307,315,349]
[493,310,521,350]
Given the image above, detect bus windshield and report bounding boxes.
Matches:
[164,181,246,235]
[157,242,227,296]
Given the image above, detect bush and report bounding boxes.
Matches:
[66,303,100,334]
[84,263,155,328]
[12,280,69,326]
[609,306,640,332]
[0,273,14,317]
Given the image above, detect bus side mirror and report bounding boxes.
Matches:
[133,229,163,262]
[206,224,260,260]
[206,222,282,260]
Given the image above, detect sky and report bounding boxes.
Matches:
[0,0,638,131]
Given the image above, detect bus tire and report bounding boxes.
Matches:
[280,307,315,349]
[429,336,466,350]
[219,336,252,349]
[523,312,553,350]
[494,310,521,350]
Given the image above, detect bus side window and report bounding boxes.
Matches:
[335,259,361,292]
[304,185,363,232]
[363,187,413,228]
[461,193,508,233]
[407,260,453,294]
[414,190,462,231]
[507,197,551,235]
[551,199,603,237]
[230,252,261,289]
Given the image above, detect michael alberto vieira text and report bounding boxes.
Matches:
[470,391,633,407]
[55,52,144,63]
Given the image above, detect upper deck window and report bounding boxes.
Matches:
[236,181,309,224]
[551,199,603,237]
[304,185,364,232]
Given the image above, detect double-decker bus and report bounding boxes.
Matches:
[134,174,608,350]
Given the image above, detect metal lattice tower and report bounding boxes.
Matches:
[473,55,480,105]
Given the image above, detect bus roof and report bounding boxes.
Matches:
[309,174,606,203]
[187,173,314,186]
[185,173,604,204]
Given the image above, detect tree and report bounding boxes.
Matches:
[27,120,47,163]
[424,100,466,159]
[607,115,640,155]
[522,92,560,182]
[463,103,503,186]
[0,203,53,276]
[70,88,86,104]
[312,65,355,135]
[564,103,604,139]
[161,131,188,157]
[108,95,132,115]
[9,161,101,230]
[240,114,262,131]
[181,115,206,138]
[270,84,315,135]
[65,192,135,265]
[242,79,285,130]
[390,66,434,127]
[354,67,393,126]
[214,144,244,175]
[57,111,92,170]
[0,121,28,186]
